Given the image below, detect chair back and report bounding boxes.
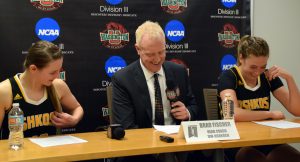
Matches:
[203,88,219,120]
[106,85,113,124]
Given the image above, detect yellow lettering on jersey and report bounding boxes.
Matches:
[239,97,269,110]
[259,97,269,108]
[248,99,254,109]
[241,100,250,109]
[246,99,259,110]
[27,115,36,129]
[23,118,27,131]
[23,112,54,131]
[251,99,259,109]
[49,112,54,126]
[43,113,50,126]
[35,114,43,127]
[238,100,242,108]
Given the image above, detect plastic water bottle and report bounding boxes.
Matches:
[8,103,24,150]
[222,93,234,120]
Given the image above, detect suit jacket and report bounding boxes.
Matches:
[111,60,199,129]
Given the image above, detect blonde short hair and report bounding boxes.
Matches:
[135,20,165,46]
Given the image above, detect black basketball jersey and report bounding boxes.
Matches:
[218,66,283,111]
[1,74,57,139]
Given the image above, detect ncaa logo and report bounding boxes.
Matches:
[35,18,60,42]
[106,0,123,5]
[30,0,64,11]
[221,54,236,71]
[105,56,127,77]
[221,0,237,8]
[165,20,185,42]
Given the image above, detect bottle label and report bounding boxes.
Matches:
[222,100,234,120]
[8,116,24,126]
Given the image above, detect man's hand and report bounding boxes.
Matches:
[170,101,190,120]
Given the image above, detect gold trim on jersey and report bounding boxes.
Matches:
[14,74,48,105]
[234,66,261,91]
[14,75,28,101]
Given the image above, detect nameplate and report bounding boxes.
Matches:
[178,120,240,143]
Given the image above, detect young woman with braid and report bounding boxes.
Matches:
[0,40,83,139]
[218,35,300,162]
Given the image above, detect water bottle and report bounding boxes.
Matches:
[8,103,24,150]
[222,93,234,120]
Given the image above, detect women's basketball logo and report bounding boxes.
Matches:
[160,0,187,14]
[99,22,130,49]
[218,23,240,48]
[30,0,64,11]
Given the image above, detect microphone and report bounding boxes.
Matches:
[165,80,180,108]
[107,124,125,140]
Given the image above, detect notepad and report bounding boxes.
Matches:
[29,135,87,147]
[153,125,180,134]
[253,120,300,129]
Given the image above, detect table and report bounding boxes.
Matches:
[0,128,221,162]
[1,119,300,162]
[222,119,300,148]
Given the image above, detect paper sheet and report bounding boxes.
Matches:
[253,120,300,129]
[153,125,180,134]
[29,135,87,147]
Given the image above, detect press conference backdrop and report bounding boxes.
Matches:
[0,0,250,133]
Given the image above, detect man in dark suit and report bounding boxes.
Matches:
[111,20,201,162]
[112,21,199,129]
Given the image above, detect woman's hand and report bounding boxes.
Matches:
[266,65,291,80]
[270,110,285,120]
[51,111,78,128]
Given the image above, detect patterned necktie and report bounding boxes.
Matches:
[154,73,164,125]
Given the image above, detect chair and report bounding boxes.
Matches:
[203,88,224,161]
[203,88,219,120]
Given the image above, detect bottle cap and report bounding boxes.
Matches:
[12,103,19,107]
[224,93,231,97]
